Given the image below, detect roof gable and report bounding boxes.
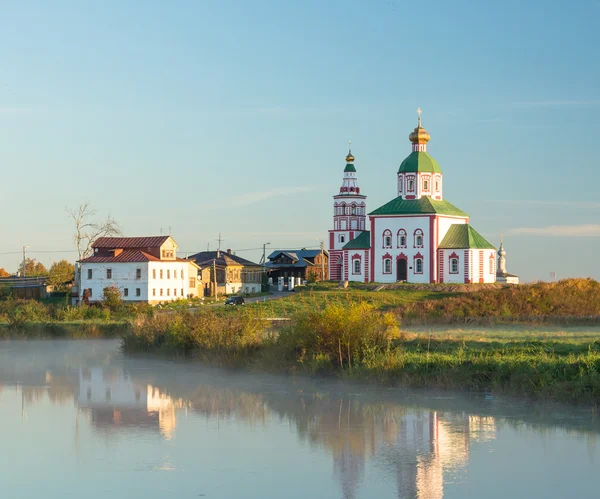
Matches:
[438,224,495,250]
[369,196,469,217]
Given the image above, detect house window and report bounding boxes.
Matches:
[173,288,176,296]
[189,277,196,288]
[136,288,141,297]
[162,250,174,259]
[339,234,345,243]
[174,270,177,279]
[136,268,141,280]
[383,230,392,248]
[153,289,156,296]
[415,258,423,274]
[397,229,407,248]
[160,289,163,296]
[353,259,361,275]
[160,269,163,279]
[106,268,112,279]
[167,289,170,296]
[450,258,459,274]
[383,259,392,274]
[152,269,156,279]
[181,288,184,297]
[167,269,170,279]
[124,288,129,297]
[414,229,424,248]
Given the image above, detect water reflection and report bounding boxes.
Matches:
[1,340,598,499]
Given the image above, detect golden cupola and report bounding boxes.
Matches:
[409,108,430,151]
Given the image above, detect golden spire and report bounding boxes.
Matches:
[409,107,431,145]
[345,140,354,163]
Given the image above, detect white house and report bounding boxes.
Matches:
[78,235,200,304]
[328,110,497,284]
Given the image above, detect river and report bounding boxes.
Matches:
[0,339,598,498]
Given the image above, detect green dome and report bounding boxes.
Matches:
[398,151,442,174]
[344,163,356,173]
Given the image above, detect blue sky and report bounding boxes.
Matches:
[1,0,599,281]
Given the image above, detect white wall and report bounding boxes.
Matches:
[80,261,198,303]
[344,249,368,282]
[372,216,431,283]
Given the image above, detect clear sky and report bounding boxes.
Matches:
[1,0,599,282]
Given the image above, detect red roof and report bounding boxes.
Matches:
[80,250,160,264]
[92,236,171,249]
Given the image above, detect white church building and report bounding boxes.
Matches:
[329,111,504,284]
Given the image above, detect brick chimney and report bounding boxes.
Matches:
[227,248,232,254]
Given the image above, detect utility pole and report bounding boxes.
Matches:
[260,242,270,290]
[213,258,218,300]
[22,246,29,278]
[320,240,325,281]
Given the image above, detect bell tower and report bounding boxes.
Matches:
[328,144,367,280]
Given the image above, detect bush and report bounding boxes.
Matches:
[102,285,123,311]
[279,303,400,369]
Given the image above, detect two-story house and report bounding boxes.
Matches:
[188,249,263,296]
[78,236,200,304]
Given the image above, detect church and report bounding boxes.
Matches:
[328,110,500,284]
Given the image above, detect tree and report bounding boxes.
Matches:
[102,285,123,311]
[67,203,122,261]
[47,260,75,291]
[0,268,10,278]
[18,258,48,277]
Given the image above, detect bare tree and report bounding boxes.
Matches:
[67,203,122,261]
[67,203,121,304]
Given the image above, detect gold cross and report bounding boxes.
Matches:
[417,107,422,126]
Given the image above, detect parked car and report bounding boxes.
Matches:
[225,296,245,306]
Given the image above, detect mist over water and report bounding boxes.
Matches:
[0,340,598,499]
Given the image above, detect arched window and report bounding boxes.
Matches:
[408,178,415,191]
[415,258,423,274]
[383,230,392,248]
[341,203,347,215]
[351,203,357,215]
[450,257,459,274]
[397,229,407,248]
[398,177,403,193]
[423,179,429,191]
[489,256,495,274]
[436,179,440,191]
[339,234,345,243]
[414,229,424,248]
[383,258,392,274]
[353,259,361,274]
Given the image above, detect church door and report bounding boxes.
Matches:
[397,259,407,282]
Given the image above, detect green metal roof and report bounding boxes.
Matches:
[438,224,496,250]
[398,152,442,173]
[343,231,371,249]
[344,163,356,173]
[369,196,469,217]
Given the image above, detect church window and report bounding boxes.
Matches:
[351,204,357,215]
[436,179,440,191]
[399,177,403,193]
[383,259,392,274]
[339,234,345,243]
[341,220,347,230]
[423,180,429,191]
[397,229,407,248]
[353,259,361,274]
[415,258,423,274]
[414,229,424,248]
[489,257,495,274]
[450,258,459,274]
[383,230,392,248]
[408,179,415,191]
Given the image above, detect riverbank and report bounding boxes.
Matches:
[120,302,600,405]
